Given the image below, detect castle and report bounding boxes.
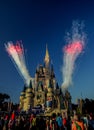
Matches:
[19,45,71,114]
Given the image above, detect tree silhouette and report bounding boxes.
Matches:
[0,93,10,103]
[82,98,94,114]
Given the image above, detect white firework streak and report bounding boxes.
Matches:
[62,49,81,90]
[61,21,86,91]
[5,42,31,86]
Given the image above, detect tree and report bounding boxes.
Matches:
[82,98,94,114]
[0,93,10,103]
[0,93,10,111]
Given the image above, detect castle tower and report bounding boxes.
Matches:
[23,80,34,111]
[19,86,26,110]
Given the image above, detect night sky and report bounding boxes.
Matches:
[0,0,94,103]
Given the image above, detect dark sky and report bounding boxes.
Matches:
[0,0,94,103]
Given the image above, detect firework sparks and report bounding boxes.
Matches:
[5,41,31,86]
[61,21,86,91]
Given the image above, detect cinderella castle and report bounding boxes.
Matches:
[19,45,72,114]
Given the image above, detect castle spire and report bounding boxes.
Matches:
[44,44,50,67]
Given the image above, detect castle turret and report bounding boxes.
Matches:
[23,80,34,111]
[19,85,26,110]
[51,64,55,78]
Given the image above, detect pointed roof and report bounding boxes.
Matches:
[23,84,27,92]
[51,63,55,78]
[45,44,49,58]
[48,80,52,88]
[29,80,32,88]
[44,44,50,65]
[56,83,59,89]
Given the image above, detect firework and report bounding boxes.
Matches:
[61,21,86,91]
[5,41,31,86]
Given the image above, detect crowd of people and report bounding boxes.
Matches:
[0,111,94,130]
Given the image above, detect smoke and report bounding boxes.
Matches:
[61,21,86,91]
[5,41,31,86]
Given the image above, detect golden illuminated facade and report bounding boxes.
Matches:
[19,45,71,112]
